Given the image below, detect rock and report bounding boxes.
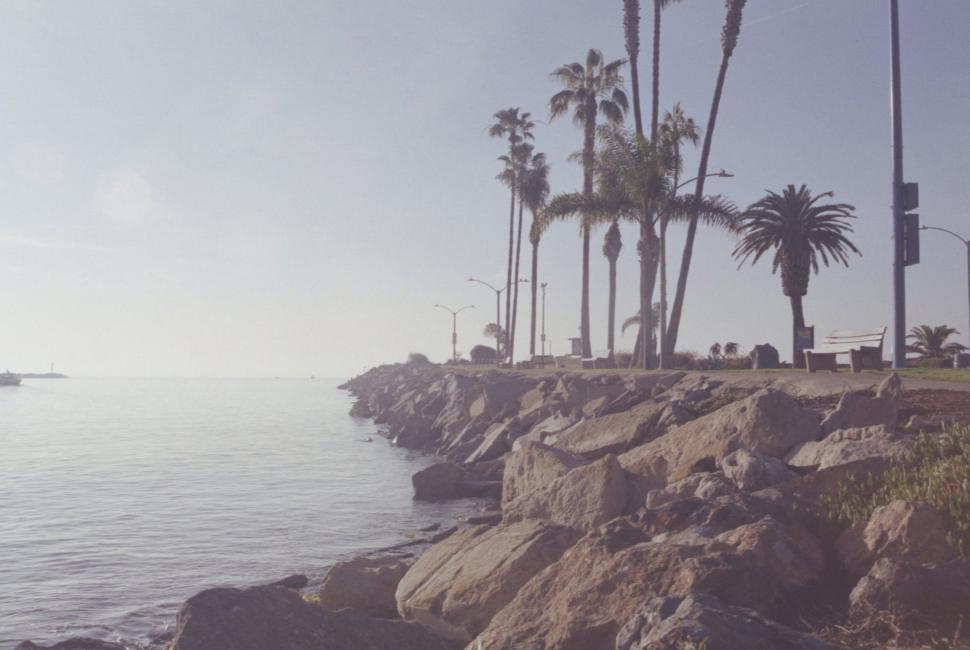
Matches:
[464,420,513,464]
[637,492,793,542]
[619,389,819,489]
[395,520,579,643]
[644,473,736,509]
[512,412,579,450]
[616,594,836,650]
[849,557,970,637]
[170,584,459,650]
[270,573,309,589]
[750,343,780,369]
[785,425,911,470]
[471,516,823,650]
[721,449,796,491]
[503,454,636,531]
[819,373,901,434]
[15,640,126,650]
[412,462,463,501]
[554,401,672,460]
[835,500,957,575]
[501,441,588,506]
[318,555,413,618]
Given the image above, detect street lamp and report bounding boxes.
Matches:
[467,277,527,362]
[540,282,548,367]
[921,225,970,347]
[433,304,474,362]
[674,169,733,192]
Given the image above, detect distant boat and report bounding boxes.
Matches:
[0,371,22,386]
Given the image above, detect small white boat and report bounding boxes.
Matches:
[0,371,22,386]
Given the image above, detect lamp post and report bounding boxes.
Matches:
[674,169,733,192]
[434,304,474,362]
[467,277,527,362]
[921,225,970,347]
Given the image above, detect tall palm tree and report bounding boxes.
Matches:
[510,149,545,362]
[657,103,700,368]
[907,325,966,359]
[602,220,623,354]
[733,184,860,368]
[623,0,644,136]
[667,0,747,358]
[489,108,534,361]
[520,154,551,357]
[650,0,684,138]
[549,49,628,358]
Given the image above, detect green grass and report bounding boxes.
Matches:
[893,367,970,384]
[820,424,970,554]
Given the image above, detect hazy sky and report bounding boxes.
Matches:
[0,0,968,377]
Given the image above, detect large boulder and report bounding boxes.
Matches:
[849,557,970,638]
[169,584,458,650]
[619,389,820,489]
[553,401,681,460]
[471,516,824,650]
[395,520,579,643]
[501,441,588,507]
[750,343,780,369]
[411,462,463,501]
[819,373,901,434]
[835,500,957,575]
[503,454,636,531]
[720,449,796,492]
[785,425,911,470]
[511,412,580,450]
[615,594,835,650]
[318,554,413,618]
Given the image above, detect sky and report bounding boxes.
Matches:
[0,0,968,377]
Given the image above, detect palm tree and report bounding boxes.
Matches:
[622,302,662,354]
[549,49,628,358]
[657,104,700,368]
[907,325,966,359]
[650,0,685,138]
[520,154,551,358]
[723,341,740,358]
[489,108,534,361]
[709,342,722,360]
[602,220,623,354]
[666,0,747,358]
[733,184,860,368]
[623,0,643,136]
[510,149,546,362]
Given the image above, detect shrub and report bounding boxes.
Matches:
[407,352,431,365]
[915,357,949,369]
[819,424,970,554]
[470,345,497,364]
[614,351,633,367]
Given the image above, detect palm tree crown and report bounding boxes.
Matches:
[907,325,966,358]
[488,108,535,147]
[549,50,629,129]
[732,184,860,298]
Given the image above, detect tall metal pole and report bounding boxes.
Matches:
[434,304,474,363]
[890,0,907,369]
[540,282,547,365]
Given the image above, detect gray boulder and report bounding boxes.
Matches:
[721,449,796,491]
[750,344,780,369]
[501,441,588,507]
[411,462,463,501]
[785,425,911,470]
[819,373,901,434]
[318,555,413,618]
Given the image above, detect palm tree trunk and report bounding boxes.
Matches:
[530,238,538,357]
[505,187,515,362]
[608,255,617,355]
[651,0,661,140]
[666,48,733,356]
[658,214,669,367]
[510,199,525,362]
[790,294,806,368]
[580,102,597,359]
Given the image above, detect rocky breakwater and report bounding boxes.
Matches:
[22,366,967,650]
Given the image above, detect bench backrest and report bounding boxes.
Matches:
[822,327,887,349]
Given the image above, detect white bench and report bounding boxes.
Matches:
[804,327,887,373]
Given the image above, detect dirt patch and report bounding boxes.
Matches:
[798,389,970,425]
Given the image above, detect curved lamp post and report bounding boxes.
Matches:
[467,277,527,362]
[434,304,474,362]
[921,225,970,347]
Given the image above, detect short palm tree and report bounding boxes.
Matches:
[549,49,628,358]
[723,341,740,358]
[489,108,534,360]
[907,325,966,359]
[733,184,860,368]
[709,342,722,359]
[602,220,623,354]
[513,153,549,357]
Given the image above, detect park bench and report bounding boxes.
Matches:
[804,327,887,373]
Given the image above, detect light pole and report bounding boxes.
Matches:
[540,282,548,367]
[674,169,733,192]
[921,225,970,347]
[889,0,908,369]
[467,277,527,362]
[434,304,474,362]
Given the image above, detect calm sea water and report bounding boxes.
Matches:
[0,378,485,649]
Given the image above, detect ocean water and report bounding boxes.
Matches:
[0,378,486,649]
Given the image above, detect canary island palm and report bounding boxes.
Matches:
[733,184,860,368]
[907,325,966,359]
[489,108,534,361]
[549,48,628,358]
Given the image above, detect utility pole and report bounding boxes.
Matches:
[540,282,547,367]
[433,304,474,362]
